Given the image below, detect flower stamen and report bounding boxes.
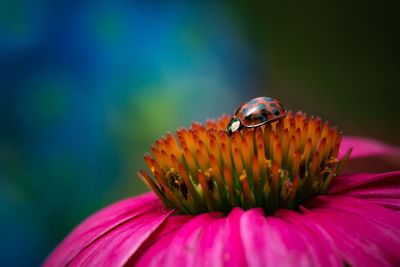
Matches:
[138,111,351,215]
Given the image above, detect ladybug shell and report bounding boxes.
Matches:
[235,97,287,127]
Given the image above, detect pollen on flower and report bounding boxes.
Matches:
[138,111,351,215]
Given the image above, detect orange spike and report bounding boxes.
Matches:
[144,154,162,175]
[295,111,304,129]
[317,138,327,162]
[151,146,166,169]
[221,143,232,168]
[255,128,266,166]
[294,128,301,151]
[292,151,301,176]
[197,127,208,146]
[219,130,229,146]
[206,119,217,130]
[171,155,202,205]
[138,170,170,205]
[302,138,312,164]
[281,129,290,162]
[301,121,308,149]
[307,116,314,136]
[287,136,296,166]
[152,170,169,192]
[241,131,253,168]
[257,144,267,177]
[161,149,173,168]
[282,113,290,130]
[311,127,321,152]
[183,148,198,174]
[180,128,194,152]
[239,170,255,207]
[197,171,214,210]
[274,143,283,167]
[321,121,330,139]
[210,154,223,190]
[310,151,319,177]
[255,127,264,145]
[209,138,220,163]
[263,124,272,151]
[233,148,244,174]
[155,138,166,151]
[275,119,284,137]
[268,131,276,159]
[252,154,260,185]
[325,129,335,158]
[289,121,296,139]
[331,142,340,158]
[223,165,236,206]
[166,132,182,156]
[196,148,208,171]
[155,169,190,212]
[271,160,280,194]
[287,175,299,207]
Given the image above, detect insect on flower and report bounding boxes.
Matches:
[44,99,400,267]
[226,96,287,136]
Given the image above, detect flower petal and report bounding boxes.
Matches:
[135,208,248,267]
[195,208,248,267]
[135,212,222,267]
[241,208,334,267]
[329,171,400,210]
[132,216,193,267]
[126,215,192,266]
[340,136,400,172]
[340,136,400,159]
[302,195,400,266]
[44,193,171,267]
[274,209,343,267]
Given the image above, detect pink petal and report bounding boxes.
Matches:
[329,171,400,210]
[194,208,248,267]
[340,136,400,173]
[44,193,171,267]
[133,216,193,267]
[127,215,192,266]
[340,136,400,159]
[135,212,223,267]
[135,208,248,267]
[241,208,335,267]
[162,212,223,267]
[274,209,342,267]
[302,195,400,266]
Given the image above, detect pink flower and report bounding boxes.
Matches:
[44,113,400,267]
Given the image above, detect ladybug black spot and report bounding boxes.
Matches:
[259,113,268,122]
[272,109,281,116]
[263,97,274,102]
[269,103,277,108]
[258,103,267,111]
[248,98,259,105]
[245,114,253,121]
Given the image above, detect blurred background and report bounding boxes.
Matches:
[0,1,398,266]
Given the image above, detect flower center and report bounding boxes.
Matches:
[138,111,351,215]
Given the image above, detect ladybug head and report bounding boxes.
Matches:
[226,116,243,136]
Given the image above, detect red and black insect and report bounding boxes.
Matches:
[226,96,287,136]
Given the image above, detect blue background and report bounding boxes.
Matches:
[0,1,398,266]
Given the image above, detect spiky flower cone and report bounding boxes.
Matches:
[139,111,351,215]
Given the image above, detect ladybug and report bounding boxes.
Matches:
[226,96,287,136]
